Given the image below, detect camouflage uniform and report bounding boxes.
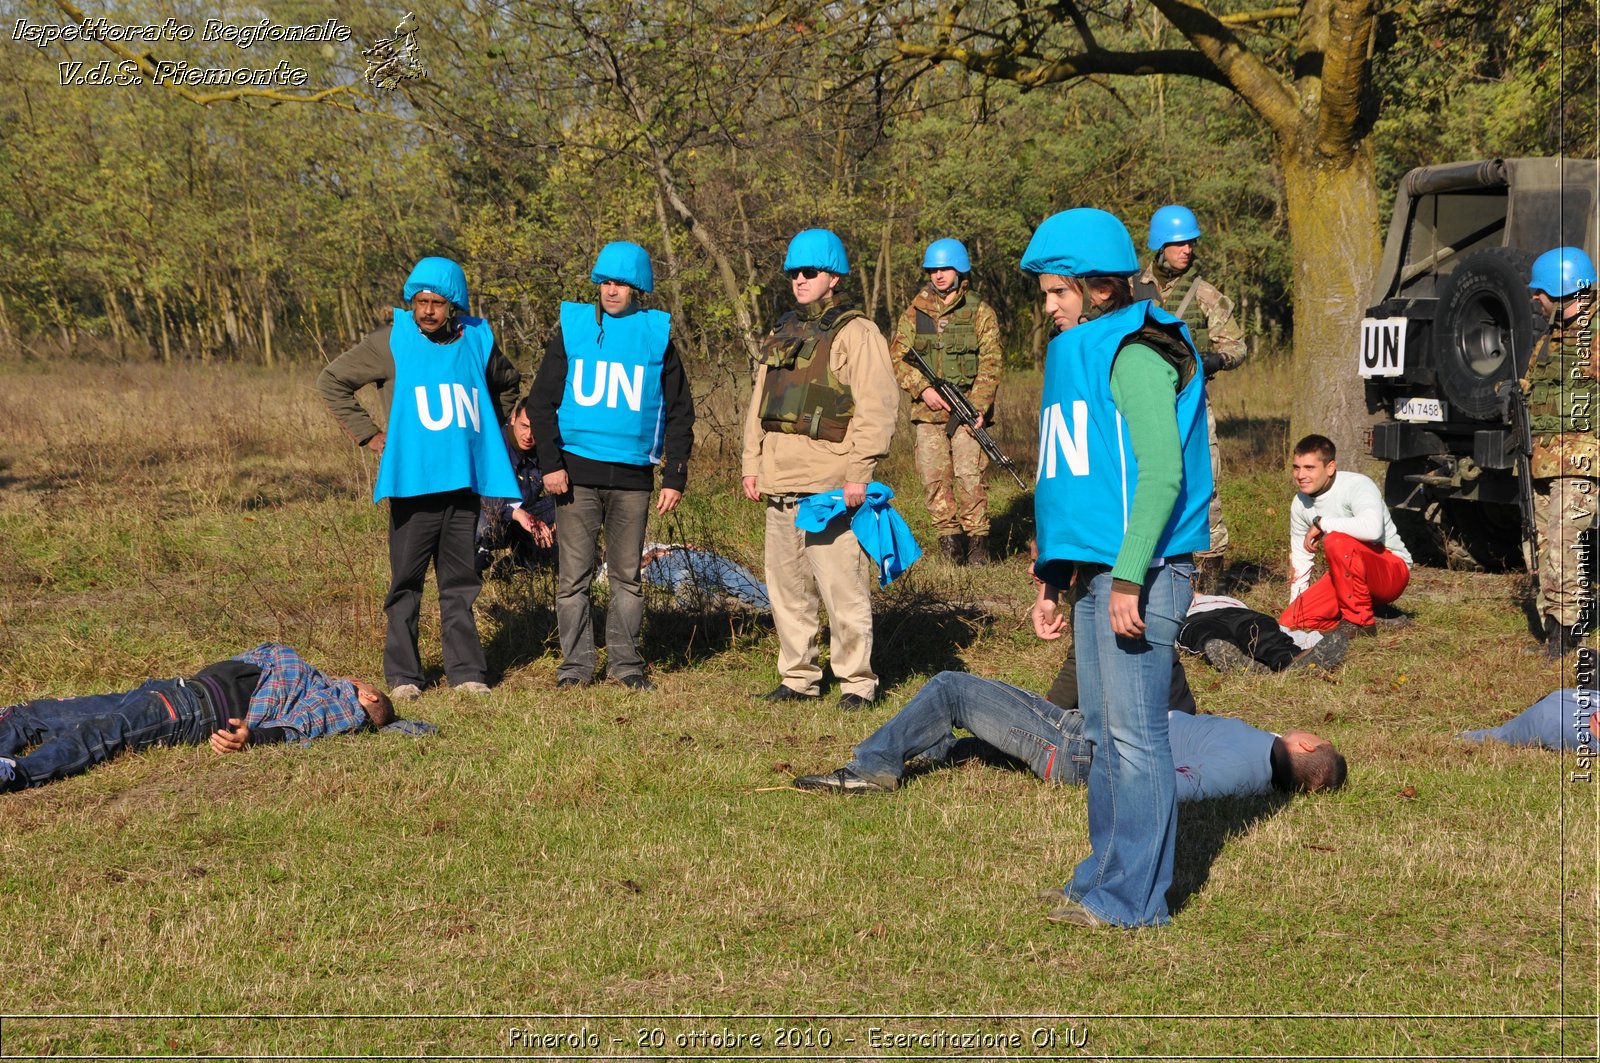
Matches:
[1523,300,1599,635]
[889,282,1003,544]
[1134,257,1247,561]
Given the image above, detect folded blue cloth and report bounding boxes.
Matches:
[794,482,923,587]
[381,719,440,737]
[1460,688,1597,750]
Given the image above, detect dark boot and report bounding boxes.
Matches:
[939,534,967,564]
[1546,615,1575,659]
[966,534,990,566]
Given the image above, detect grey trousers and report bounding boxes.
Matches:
[554,485,652,681]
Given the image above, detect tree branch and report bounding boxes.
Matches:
[1313,0,1377,162]
[1219,6,1301,26]
[892,38,1229,90]
[1147,0,1300,139]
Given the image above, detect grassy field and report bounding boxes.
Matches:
[0,358,1594,1060]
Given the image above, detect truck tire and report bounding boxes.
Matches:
[1431,247,1537,419]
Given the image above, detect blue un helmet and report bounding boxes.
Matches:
[922,238,971,273]
[1147,205,1202,251]
[402,256,471,313]
[591,241,655,292]
[1020,209,1139,278]
[1530,246,1597,299]
[784,229,851,275]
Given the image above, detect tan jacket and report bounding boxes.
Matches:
[741,314,899,493]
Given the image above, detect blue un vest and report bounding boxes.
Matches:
[1035,301,1212,573]
[556,301,671,467]
[373,310,520,502]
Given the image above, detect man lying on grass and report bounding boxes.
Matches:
[1,643,394,792]
[794,660,1346,800]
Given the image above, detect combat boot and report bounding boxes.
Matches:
[966,534,990,566]
[939,534,967,564]
[1546,616,1576,659]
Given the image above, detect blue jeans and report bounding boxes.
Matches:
[849,671,1092,786]
[1067,561,1193,927]
[0,679,213,789]
[1461,688,1597,750]
[644,548,771,610]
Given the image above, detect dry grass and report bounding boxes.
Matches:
[0,359,1593,1058]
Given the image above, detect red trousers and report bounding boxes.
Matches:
[1279,531,1410,630]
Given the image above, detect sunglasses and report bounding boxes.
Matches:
[786,267,823,280]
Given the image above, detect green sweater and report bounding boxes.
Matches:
[1107,343,1184,587]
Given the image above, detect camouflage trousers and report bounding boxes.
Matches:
[1533,475,1598,631]
[1199,402,1229,557]
[913,421,989,536]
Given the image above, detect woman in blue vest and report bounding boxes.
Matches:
[1022,209,1212,928]
[317,257,522,699]
[527,242,695,692]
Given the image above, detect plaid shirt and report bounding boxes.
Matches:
[233,643,371,741]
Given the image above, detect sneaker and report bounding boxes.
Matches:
[455,681,492,695]
[389,683,422,701]
[556,676,591,689]
[618,674,655,692]
[1333,619,1377,639]
[1286,628,1350,674]
[1202,638,1269,675]
[1036,886,1070,905]
[837,692,876,712]
[792,767,896,794]
[758,684,817,702]
[1046,901,1109,927]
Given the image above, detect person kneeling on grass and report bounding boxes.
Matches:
[1,643,396,792]
[793,664,1346,806]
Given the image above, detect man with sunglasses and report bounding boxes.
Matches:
[741,230,899,710]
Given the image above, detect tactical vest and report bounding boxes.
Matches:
[756,305,864,443]
[1525,316,1597,436]
[1136,262,1210,351]
[912,298,981,388]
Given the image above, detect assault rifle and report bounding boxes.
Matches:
[1498,378,1539,600]
[902,349,1028,490]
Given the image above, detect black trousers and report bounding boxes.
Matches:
[1176,607,1300,671]
[385,490,486,687]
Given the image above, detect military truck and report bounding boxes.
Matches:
[1360,157,1598,567]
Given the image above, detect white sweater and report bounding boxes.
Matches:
[1288,470,1412,601]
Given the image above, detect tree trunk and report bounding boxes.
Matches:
[155,290,172,364]
[1282,145,1382,470]
[0,288,15,358]
[652,186,697,356]
[259,280,275,368]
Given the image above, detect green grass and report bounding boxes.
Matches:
[0,361,1594,1058]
